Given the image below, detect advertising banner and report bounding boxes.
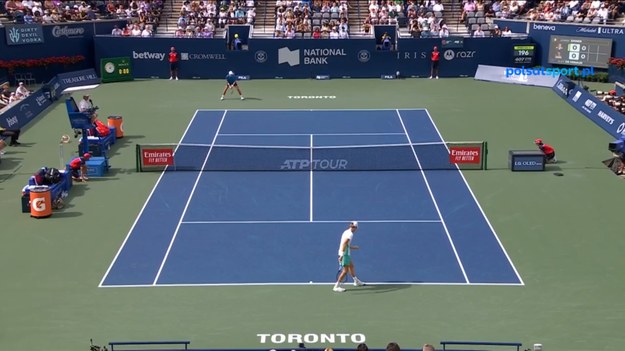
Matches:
[94,36,528,79]
[5,24,44,45]
[0,89,52,130]
[552,75,625,138]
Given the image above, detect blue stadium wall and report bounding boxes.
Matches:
[93,36,528,79]
[2,21,625,80]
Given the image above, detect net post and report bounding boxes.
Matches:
[136,144,141,172]
[483,141,488,170]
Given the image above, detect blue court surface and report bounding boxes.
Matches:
[100,109,523,287]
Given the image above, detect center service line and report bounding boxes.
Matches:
[309,134,314,222]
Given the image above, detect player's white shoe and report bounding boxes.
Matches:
[169,77,173,80]
[220,96,224,101]
[241,96,245,100]
[353,278,365,286]
[333,286,346,292]
[175,77,179,81]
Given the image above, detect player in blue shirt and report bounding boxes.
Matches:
[221,71,244,101]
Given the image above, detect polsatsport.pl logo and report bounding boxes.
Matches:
[505,66,595,78]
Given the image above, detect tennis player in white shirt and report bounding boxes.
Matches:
[333,221,365,292]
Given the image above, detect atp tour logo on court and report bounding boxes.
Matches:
[281,159,348,170]
[142,148,174,166]
[449,147,481,164]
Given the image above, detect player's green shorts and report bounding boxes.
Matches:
[340,254,351,266]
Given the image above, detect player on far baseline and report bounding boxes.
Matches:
[333,221,365,292]
[221,70,244,101]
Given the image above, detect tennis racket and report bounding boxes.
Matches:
[335,264,347,282]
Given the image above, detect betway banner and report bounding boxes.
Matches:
[95,36,529,79]
[552,75,625,138]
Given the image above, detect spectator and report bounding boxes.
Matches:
[439,24,449,37]
[0,83,11,105]
[312,26,321,38]
[357,344,369,351]
[422,344,436,351]
[501,26,512,36]
[473,26,485,37]
[247,7,255,24]
[386,342,401,351]
[69,153,91,181]
[0,126,22,146]
[329,26,339,39]
[338,26,349,39]
[8,92,20,104]
[111,25,123,35]
[16,82,30,98]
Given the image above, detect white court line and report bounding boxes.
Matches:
[196,108,428,112]
[309,134,314,222]
[98,110,203,288]
[180,219,442,224]
[217,133,406,136]
[422,109,525,286]
[151,110,229,286]
[395,109,470,284]
[100,281,524,288]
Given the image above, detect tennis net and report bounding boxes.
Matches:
[135,141,488,172]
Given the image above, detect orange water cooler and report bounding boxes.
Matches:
[30,186,52,218]
[107,115,124,138]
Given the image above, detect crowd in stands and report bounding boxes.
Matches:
[365,0,450,38]
[0,82,30,110]
[460,0,624,27]
[172,0,256,38]
[2,0,162,27]
[273,0,349,38]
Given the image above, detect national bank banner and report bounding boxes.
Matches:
[552,75,625,138]
[528,22,625,67]
[94,36,529,79]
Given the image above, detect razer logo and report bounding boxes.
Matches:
[8,27,20,43]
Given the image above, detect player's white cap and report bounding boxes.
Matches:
[350,221,358,227]
[228,70,234,75]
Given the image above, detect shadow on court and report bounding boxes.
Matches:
[349,284,413,294]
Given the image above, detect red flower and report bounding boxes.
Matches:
[609,57,625,70]
[0,55,86,70]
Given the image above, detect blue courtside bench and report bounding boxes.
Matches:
[440,341,523,351]
[108,341,190,351]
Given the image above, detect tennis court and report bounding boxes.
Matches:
[3,78,625,351]
[101,109,521,287]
